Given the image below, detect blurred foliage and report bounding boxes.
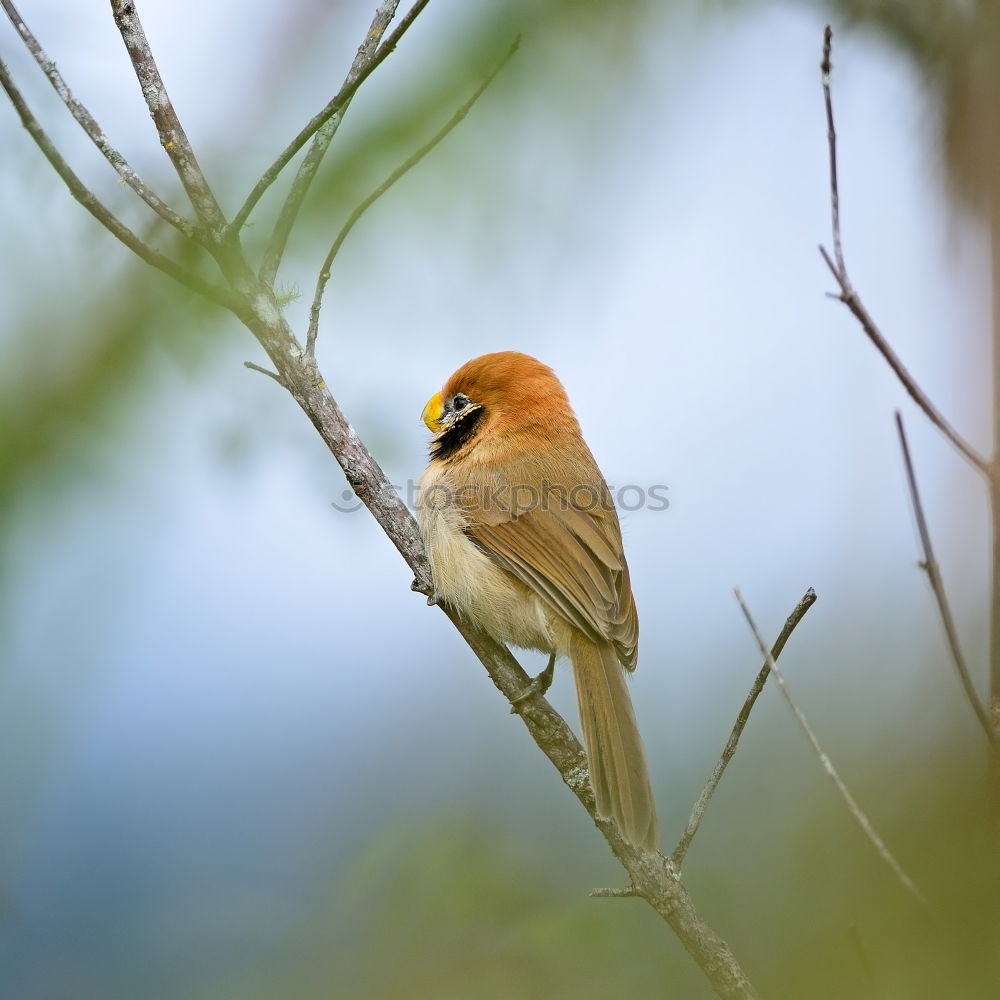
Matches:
[179,726,995,999]
[0,247,220,522]
[313,819,687,1000]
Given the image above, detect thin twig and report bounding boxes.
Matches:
[895,412,994,741]
[258,0,412,284]
[672,587,817,868]
[734,588,929,909]
[819,246,988,474]
[2,0,203,244]
[820,26,844,277]
[232,0,430,241]
[110,0,227,233]
[817,26,988,477]
[244,360,286,385]
[0,59,236,310]
[305,37,519,357]
[590,886,640,898]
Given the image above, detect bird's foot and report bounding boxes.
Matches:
[510,652,556,712]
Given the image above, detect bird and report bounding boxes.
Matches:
[417,350,659,853]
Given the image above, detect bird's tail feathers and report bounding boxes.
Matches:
[571,632,659,853]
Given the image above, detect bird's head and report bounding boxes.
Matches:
[421,351,577,461]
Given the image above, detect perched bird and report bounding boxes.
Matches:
[417,351,659,852]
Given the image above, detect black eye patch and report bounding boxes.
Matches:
[431,400,484,460]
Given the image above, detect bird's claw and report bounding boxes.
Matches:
[510,652,556,713]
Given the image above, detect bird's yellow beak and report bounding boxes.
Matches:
[421,391,444,431]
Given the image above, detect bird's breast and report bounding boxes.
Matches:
[416,462,554,653]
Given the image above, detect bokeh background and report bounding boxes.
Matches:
[1,1,996,997]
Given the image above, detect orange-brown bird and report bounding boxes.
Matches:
[417,351,659,852]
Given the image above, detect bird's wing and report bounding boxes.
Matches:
[464,483,638,670]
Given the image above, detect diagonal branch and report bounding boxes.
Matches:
[444,607,757,998]
[235,299,760,995]
[817,26,989,477]
[109,0,227,234]
[734,588,928,909]
[672,587,817,868]
[895,412,995,741]
[2,0,204,244]
[0,58,237,310]
[232,0,429,247]
[305,36,519,357]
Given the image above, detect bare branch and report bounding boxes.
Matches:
[895,412,995,741]
[672,587,817,868]
[2,0,203,244]
[305,37,519,357]
[734,588,928,909]
[109,0,227,233]
[818,27,989,477]
[0,59,237,310]
[232,0,430,242]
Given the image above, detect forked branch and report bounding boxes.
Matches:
[818,26,988,477]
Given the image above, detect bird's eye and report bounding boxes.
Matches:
[452,393,471,411]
